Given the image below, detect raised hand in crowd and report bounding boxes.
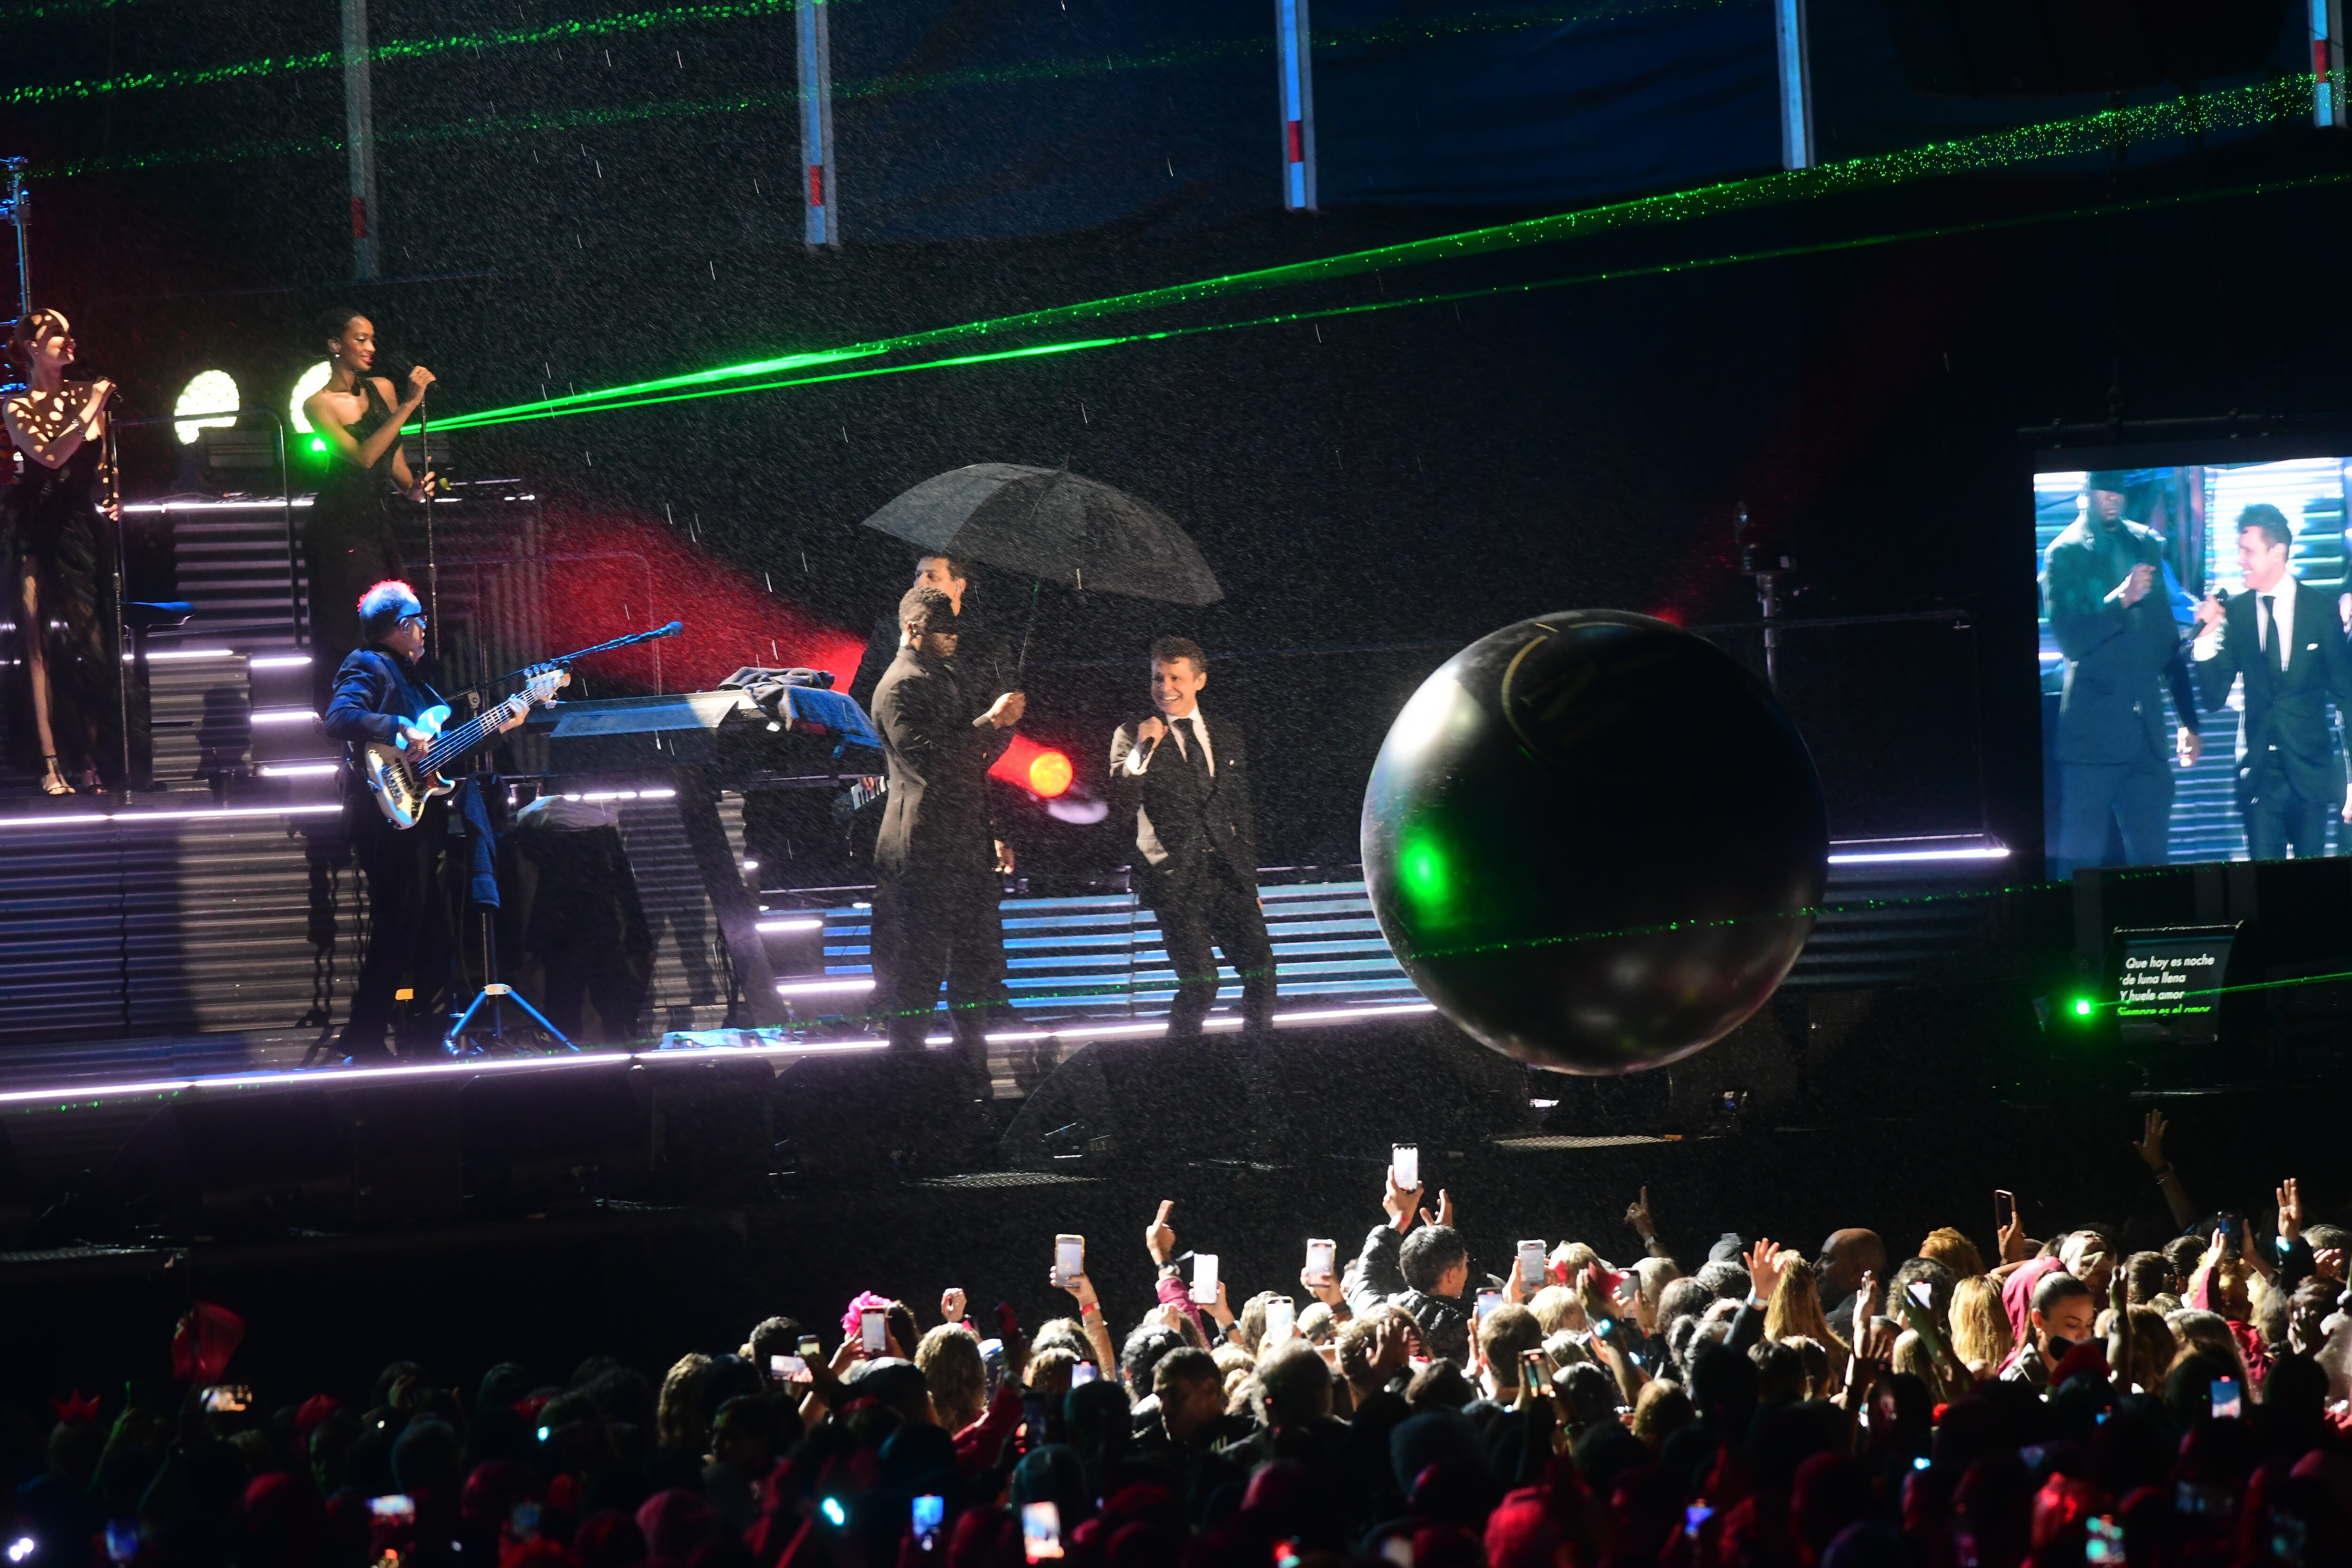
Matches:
[1746,1236,1791,1302]
[1998,1189,2032,1265]
[940,1286,968,1324]
[1145,1197,1178,1265]
[1382,1162,1421,1234]
[2135,1107,2197,1228]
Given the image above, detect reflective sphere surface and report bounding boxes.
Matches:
[1361,611,1828,1074]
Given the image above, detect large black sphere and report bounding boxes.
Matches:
[1362,611,1828,1074]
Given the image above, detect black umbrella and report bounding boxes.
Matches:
[860,462,1223,606]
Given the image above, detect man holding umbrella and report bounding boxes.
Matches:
[868,585,1025,1053]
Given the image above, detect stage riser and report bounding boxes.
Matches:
[0,821,361,1044]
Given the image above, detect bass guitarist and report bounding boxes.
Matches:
[324,580,527,1062]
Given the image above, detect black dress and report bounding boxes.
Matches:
[2,417,121,782]
[305,378,407,708]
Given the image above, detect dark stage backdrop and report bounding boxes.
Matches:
[2,0,2348,871]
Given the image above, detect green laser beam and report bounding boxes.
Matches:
[0,0,800,108]
[0,0,146,24]
[2067,965,2352,1015]
[428,167,2352,434]
[429,73,2318,430]
[18,0,1728,179]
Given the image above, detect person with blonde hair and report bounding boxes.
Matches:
[1918,1226,1986,1281]
[1763,1257,1850,1380]
[1527,1284,1584,1335]
[914,1324,986,1433]
[1949,1274,2012,1378]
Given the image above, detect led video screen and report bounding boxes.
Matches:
[2039,456,2352,874]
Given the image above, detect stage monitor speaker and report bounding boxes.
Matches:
[459,1068,652,1215]
[649,1058,777,1203]
[771,1050,987,1184]
[332,1083,464,1227]
[0,1121,28,1248]
[1000,1015,1531,1168]
[102,1097,354,1240]
[1883,0,2289,96]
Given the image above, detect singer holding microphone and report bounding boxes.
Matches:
[302,309,435,705]
[1108,637,1274,1044]
[4,307,123,795]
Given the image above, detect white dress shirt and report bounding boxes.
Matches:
[1120,708,1213,866]
[2194,578,2296,672]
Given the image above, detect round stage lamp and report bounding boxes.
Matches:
[172,369,239,444]
[1361,610,1827,1075]
[988,734,1076,799]
[1026,748,1073,798]
[287,359,333,438]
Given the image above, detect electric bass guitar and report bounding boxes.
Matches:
[361,664,569,829]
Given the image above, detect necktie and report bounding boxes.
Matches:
[1174,716,1210,781]
[2262,594,2285,672]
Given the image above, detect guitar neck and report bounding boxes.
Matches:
[418,699,516,776]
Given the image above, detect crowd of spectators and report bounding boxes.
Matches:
[8,1111,2350,1568]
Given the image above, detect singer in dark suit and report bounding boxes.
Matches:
[1107,637,1275,1042]
[868,585,1025,1051]
[2191,504,2352,860]
[2044,469,2202,876]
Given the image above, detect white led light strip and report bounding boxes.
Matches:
[0,1003,1437,1108]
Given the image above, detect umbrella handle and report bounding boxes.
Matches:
[1016,577,1042,679]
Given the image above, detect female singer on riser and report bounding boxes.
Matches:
[300,308,435,706]
[2,308,120,796]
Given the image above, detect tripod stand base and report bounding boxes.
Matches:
[445,982,577,1055]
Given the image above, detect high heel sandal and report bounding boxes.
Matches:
[40,756,74,796]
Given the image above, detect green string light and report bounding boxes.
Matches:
[0,0,799,108]
[428,166,2348,434]
[422,74,2317,431]
[2,0,1720,113]
[19,0,1724,179]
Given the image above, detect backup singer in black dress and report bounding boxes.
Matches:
[300,308,435,708]
[2,308,121,795]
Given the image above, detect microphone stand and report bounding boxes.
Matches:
[440,620,685,703]
[417,391,439,664]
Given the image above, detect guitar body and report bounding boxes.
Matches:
[358,665,567,830]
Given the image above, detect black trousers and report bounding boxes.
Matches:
[345,801,453,1051]
[869,866,1009,1050]
[2240,760,2337,861]
[2053,756,2173,876]
[1148,859,1276,1041]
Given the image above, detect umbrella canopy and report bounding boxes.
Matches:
[859,463,1223,606]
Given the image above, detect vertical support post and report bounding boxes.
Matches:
[1773,0,1815,170]
[340,0,381,279]
[2318,0,2347,130]
[798,0,838,247]
[3,159,29,328]
[1276,0,1317,211]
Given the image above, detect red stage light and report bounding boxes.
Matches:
[528,506,865,692]
[988,735,1074,798]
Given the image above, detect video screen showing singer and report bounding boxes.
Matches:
[302,308,435,708]
[2035,458,2352,869]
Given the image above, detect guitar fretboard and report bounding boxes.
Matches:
[416,698,519,776]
